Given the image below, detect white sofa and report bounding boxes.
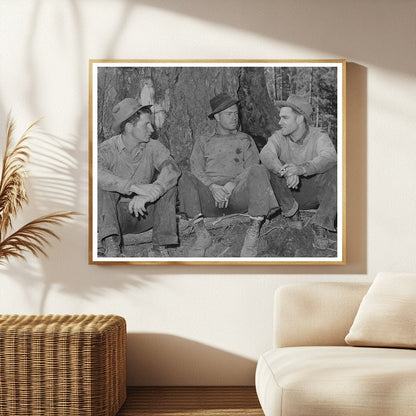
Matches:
[255,282,416,416]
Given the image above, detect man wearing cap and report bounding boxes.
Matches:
[179,92,278,257]
[260,94,338,249]
[98,98,180,257]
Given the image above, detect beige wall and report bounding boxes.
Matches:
[0,0,415,385]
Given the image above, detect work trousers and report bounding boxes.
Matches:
[269,166,337,231]
[178,165,278,219]
[98,187,178,246]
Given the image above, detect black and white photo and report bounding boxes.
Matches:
[89,60,345,264]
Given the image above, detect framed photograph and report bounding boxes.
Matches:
[89,60,345,265]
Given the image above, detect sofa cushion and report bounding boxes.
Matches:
[345,272,416,348]
[274,283,370,348]
[256,346,416,416]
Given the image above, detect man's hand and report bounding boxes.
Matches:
[279,164,302,189]
[130,183,161,202]
[129,195,151,217]
[209,184,230,208]
[279,163,305,177]
[223,181,236,196]
[286,174,299,189]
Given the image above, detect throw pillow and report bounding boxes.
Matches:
[345,272,416,348]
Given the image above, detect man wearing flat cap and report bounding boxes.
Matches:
[179,92,278,257]
[260,94,338,249]
[98,98,180,257]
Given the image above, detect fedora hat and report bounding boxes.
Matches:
[276,95,313,125]
[112,98,152,133]
[208,93,239,119]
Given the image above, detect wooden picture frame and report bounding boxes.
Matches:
[89,60,346,265]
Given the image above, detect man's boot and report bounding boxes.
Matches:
[147,245,170,257]
[103,234,122,257]
[240,216,263,257]
[285,210,303,230]
[188,217,212,257]
[312,223,329,250]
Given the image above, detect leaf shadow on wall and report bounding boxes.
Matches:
[95,0,370,274]
[0,126,158,314]
[126,333,257,386]
[0,0,369,304]
[0,1,172,314]
[0,1,153,312]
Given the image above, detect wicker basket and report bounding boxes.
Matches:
[0,314,126,416]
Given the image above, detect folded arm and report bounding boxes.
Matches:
[131,158,180,202]
[98,148,133,195]
[300,134,337,175]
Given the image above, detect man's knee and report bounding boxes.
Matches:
[247,164,268,178]
[317,166,337,192]
[268,169,284,184]
[160,185,177,201]
[324,166,337,182]
[154,186,178,218]
[179,170,197,188]
[98,188,120,207]
[247,164,270,187]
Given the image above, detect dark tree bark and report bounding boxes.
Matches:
[97,66,279,165]
[154,67,240,169]
[281,67,290,100]
[238,67,280,150]
[289,67,298,95]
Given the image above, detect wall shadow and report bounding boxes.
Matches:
[0,1,375,295]
[127,333,257,386]
[0,1,154,312]
[92,0,370,275]
[136,62,368,275]
[344,63,368,274]
[0,122,158,313]
[135,0,414,76]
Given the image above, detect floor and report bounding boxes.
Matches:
[116,386,264,416]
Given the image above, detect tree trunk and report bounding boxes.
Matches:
[289,67,298,95]
[238,67,280,150]
[154,66,240,169]
[97,66,279,167]
[281,67,290,100]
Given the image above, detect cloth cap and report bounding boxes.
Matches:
[276,95,313,125]
[208,93,239,119]
[112,98,152,133]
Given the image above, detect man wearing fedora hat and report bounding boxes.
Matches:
[260,94,338,249]
[98,97,180,257]
[178,92,278,257]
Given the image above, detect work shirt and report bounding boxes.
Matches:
[260,127,337,176]
[190,130,259,187]
[98,135,179,200]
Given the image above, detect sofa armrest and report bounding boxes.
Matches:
[273,282,370,348]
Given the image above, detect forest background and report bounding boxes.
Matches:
[96,65,338,169]
[93,65,339,259]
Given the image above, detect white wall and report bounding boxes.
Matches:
[0,0,415,385]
